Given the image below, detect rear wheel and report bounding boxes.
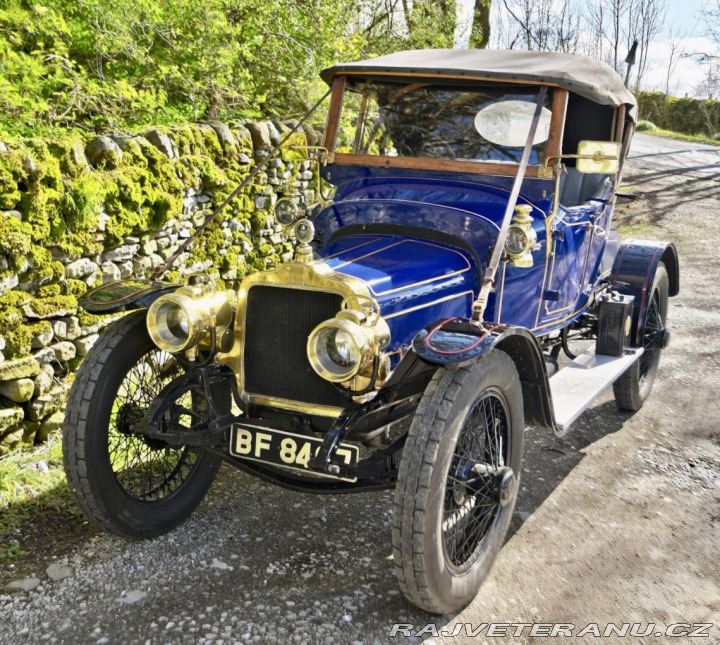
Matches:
[63,310,221,538]
[392,350,524,614]
[613,263,669,411]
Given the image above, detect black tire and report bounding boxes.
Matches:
[63,310,221,538]
[392,350,524,614]
[613,263,669,411]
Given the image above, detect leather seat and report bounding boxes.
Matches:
[559,170,611,207]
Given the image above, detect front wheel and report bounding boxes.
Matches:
[392,350,524,614]
[63,310,221,538]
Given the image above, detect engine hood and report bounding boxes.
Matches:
[316,234,479,353]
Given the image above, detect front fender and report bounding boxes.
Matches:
[611,240,679,345]
[79,279,180,313]
[412,318,555,429]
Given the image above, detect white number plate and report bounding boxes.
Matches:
[229,425,359,482]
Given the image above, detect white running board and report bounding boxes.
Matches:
[549,348,644,434]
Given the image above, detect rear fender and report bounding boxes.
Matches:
[79,279,180,313]
[412,318,555,429]
[611,240,679,345]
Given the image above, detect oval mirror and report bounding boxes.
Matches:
[474,100,553,148]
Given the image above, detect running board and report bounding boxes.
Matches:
[549,348,644,435]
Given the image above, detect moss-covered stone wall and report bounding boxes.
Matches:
[0,119,320,453]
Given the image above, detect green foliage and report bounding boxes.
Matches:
[0,0,460,135]
[636,120,657,131]
[636,92,720,137]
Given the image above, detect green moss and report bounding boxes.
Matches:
[37,284,62,297]
[5,332,31,358]
[0,290,32,310]
[47,135,89,176]
[66,172,105,232]
[0,307,22,330]
[22,294,77,318]
[62,279,88,297]
[201,128,224,159]
[0,215,32,272]
[77,309,110,327]
[250,213,268,233]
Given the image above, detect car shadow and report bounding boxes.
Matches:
[508,397,633,539]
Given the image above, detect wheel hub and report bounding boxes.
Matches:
[494,466,517,507]
[454,462,517,507]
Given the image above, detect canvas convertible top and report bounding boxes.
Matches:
[321,49,638,121]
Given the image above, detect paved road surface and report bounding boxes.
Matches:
[2,133,719,645]
[629,132,720,175]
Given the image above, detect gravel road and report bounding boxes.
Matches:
[1,133,719,645]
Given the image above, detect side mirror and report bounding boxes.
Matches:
[576,141,621,174]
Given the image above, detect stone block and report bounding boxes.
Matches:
[50,342,76,362]
[37,410,65,442]
[74,334,99,357]
[33,365,54,397]
[101,244,139,263]
[143,129,177,158]
[33,347,55,366]
[246,122,272,151]
[27,383,69,421]
[118,261,134,279]
[85,136,122,166]
[30,324,53,349]
[0,378,34,403]
[101,261,121,282]
[0,356,40,381]
[0,406,23,433]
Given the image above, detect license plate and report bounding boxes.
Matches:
[229,425,359,482]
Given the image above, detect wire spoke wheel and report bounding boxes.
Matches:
[443,391,509,568]
[639,291,664,383]
[63,311,223,538]
[109,349,205,502]
[393,350,524,614]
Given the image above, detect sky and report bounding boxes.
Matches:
[644,0,717,96]
[456,0,718,97]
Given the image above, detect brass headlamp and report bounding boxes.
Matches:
[147,280,233,356]
[307,297,390,385]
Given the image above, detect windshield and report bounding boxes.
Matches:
[337,81,553,165]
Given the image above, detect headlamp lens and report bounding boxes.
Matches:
[325,328,360,368]
[505,227,529,255]
[153,301,192,350]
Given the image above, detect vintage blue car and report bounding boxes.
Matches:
[64,49,679,614]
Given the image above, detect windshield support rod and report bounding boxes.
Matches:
[152,82,337,280]
[471,85,548,323]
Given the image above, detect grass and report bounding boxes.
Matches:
[637,127,720,147]
[0,433,96,580]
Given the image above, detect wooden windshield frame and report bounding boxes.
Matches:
[322,74,568,179]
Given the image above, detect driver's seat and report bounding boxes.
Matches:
[559,170,611,207]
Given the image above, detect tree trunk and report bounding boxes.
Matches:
[470,0,492,48]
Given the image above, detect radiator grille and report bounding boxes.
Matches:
[244,286,348,408]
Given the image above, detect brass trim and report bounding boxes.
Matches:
[245,394,344,418]
[216,260,374,413]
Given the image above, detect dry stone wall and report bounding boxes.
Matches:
[0,119,320,453]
